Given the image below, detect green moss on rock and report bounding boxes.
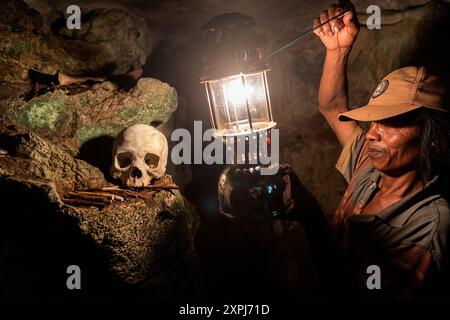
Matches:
[76,123,124,146]
[5,77,178,151]
[16,91,67,131]
[121,78,178,123]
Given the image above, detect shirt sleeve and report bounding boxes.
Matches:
[431,198,450,272]
[361,243,433,299]
[362,200,450,299]
[335,126,367,183]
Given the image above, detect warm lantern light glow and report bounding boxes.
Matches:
[202,69,276,137]
[223,76,252,106]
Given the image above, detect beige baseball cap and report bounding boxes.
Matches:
[339,66,448,122]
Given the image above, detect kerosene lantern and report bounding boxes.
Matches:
[200,11,349,220]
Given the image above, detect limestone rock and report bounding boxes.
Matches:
[2,77,177,153]
[0,130,106,192]
[0,0,71,82]
[0,130,201,297]
[54,8,155,76]
[70,187,200,288]
[0,0,155,84]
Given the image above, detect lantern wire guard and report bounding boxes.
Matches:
[199,10,350,219]
[202,65,276,137]
[201,9,350,137]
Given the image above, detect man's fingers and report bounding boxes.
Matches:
[328,4,336,20]
[328,4,341,34]
[339,0,359,28]
[319,10,332,36]
[342,10,360,36]
[313,17,324,37]
[315,3,356,39]
[335,7,345,29]
[342,10,353,26]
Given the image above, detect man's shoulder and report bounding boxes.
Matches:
[434,197,450,218]
[413,197,450,269]
[407,196,449,225]
[406,196,450,246]
[430,197,450,238]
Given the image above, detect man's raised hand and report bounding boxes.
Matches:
[313,1,360,51]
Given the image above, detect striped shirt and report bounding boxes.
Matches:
[334,126,450,299]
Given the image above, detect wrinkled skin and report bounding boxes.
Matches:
[365,115,421,176]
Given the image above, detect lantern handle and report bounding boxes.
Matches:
[249,9,351,71]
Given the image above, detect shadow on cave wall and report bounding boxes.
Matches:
[405,1,450,74]
[5,0,449,300]
[0,180,134,299]
[142,2,450,298]
[143,13,334,299]
[77,135,115,183]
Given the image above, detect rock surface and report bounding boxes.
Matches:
[18,0,450,216]
[0,0,155,85]
[0,130,105,192]
[1,0,448,298]
[53,8,156,76]
[0,0,198,299]
[0,0,64,83]
[2,77,177,155]
[0,130,201,297]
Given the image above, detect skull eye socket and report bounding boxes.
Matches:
[117,152,133,168]
[145,153,159,168]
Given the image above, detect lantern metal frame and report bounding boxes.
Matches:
[200,9,349,137]
[201,67,276,137]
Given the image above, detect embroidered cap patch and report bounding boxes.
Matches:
[372,79,389,98]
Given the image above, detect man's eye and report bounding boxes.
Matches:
[380,118,409,128]
[380,111,421,127]
[379,119,399,127]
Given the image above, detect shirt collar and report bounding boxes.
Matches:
[374,174,442,228]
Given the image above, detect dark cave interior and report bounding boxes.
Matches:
[0,0,449,301]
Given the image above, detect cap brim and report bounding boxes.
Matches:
[338,103,423,122]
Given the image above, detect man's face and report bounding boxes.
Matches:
[365,113,421,176]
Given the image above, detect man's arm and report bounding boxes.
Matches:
[313,1,360,146]
[319,49,357,146]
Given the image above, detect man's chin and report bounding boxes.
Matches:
[369,159,388,172]
[370,161,415,177]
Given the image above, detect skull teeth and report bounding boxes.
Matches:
[110,124,168,188]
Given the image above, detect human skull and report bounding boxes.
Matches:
[111,124,168,187]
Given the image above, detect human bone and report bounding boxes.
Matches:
[111,124,168,187]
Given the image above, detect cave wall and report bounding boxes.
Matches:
[22,0,450,217]
[2,0,449,298]
[0,0,200,298]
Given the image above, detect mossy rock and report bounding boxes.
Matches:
[4,77,177,152]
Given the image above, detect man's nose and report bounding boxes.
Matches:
[366,122,381,141]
